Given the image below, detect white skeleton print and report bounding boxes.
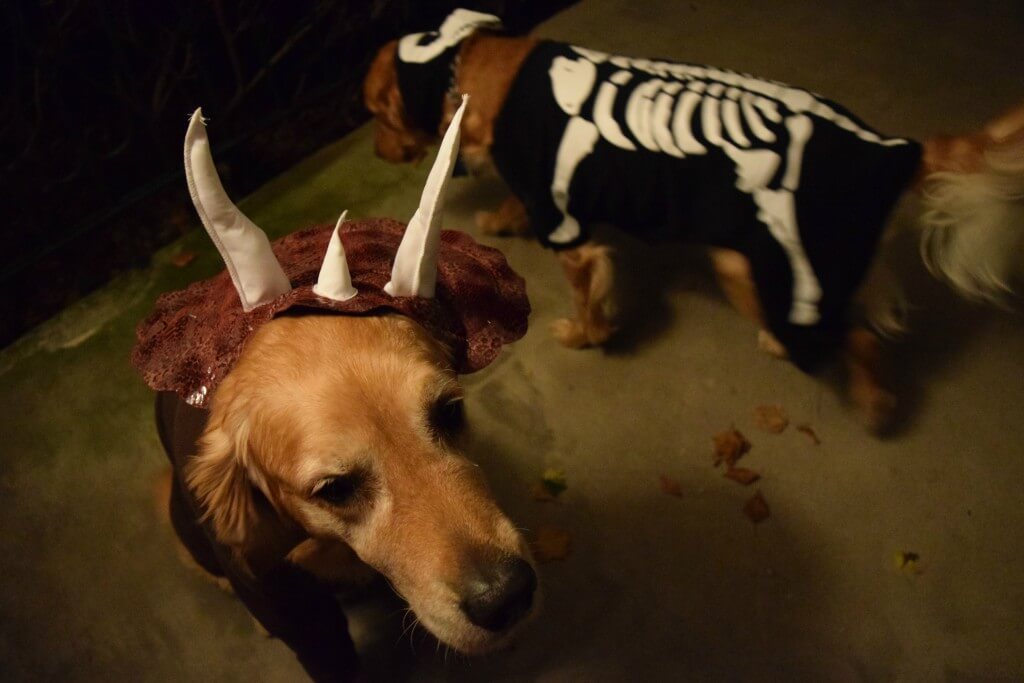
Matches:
[547,47,911,326]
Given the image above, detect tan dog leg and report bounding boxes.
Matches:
[475,194,531,236]
[845,327,897,433]
[552,243,617,348]
[709,248,787,358]
[757,330,789,359]
[712,248,896,429]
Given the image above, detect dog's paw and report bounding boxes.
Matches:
[475,210,513,236]
[251,615,272,638]
[475,209,530,236]
[757,330,788,359]
[852,384,898,434]
[585,319,616,346]
[475,210,501,234]
[551,318,590,348]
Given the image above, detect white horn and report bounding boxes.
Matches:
[184,108,291,311]
[312,211,357,301]
[384,94,469,298]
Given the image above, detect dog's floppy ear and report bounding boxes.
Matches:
[364,40,402,124]
[186,394,303,573]
[187,412,257,548]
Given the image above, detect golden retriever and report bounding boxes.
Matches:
[158,312,538,676]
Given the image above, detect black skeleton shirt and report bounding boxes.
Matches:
[397,18,923,369]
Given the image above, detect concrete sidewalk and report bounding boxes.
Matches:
[2,1,1023,680]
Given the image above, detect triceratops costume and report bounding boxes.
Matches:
[132,96,528,681]
[134,95,528,407]
[395,9,923,369]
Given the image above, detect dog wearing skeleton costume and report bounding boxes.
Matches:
[365,8,1024,430]
[133,97,537,681]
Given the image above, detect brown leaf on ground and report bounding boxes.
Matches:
[796,424,821,445]
[541,468,567,495]
[713,428,751,468]
[658,475,683,497]
[170,250,197,268]
[894,551,924,575]
[531,468,567,502]
[531,525,572,563]
[724,467,761,485]
[743,490,771,523]
[753,404,789,433]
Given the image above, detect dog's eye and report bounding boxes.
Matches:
[313,474,363,506]
[430,397,465,437]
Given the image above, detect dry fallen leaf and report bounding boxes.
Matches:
[713,428,751,468]
[541,468,568,496]
[894,551,923,575]
[796,424,821,445]
[531,525,572,563]
[170,250,197,268]
[754,404,789,433]
[743,490,771,523]
[658,475,683,497]
[532,469,568,501]
[724,467,761,485]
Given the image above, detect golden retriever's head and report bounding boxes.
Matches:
[363,40,437,164]
[186,314,537,654]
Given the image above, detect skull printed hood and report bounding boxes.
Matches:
[393,8,503,135]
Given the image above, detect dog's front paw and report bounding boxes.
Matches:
[551,318,590,348]
[475,210,502,234]
[475,209,530,236]
[475,210,515,236]
[251,615,272,638]
[757,330,788,359]
[851,383,898,434]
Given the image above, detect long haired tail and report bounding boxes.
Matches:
[918,104,1024,305]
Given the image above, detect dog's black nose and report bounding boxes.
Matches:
[459,557,537,632]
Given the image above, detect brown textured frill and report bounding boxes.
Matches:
[132,218,530,408]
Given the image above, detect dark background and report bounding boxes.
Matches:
[0,0,572,347]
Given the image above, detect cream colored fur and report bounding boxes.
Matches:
[920,133,1024,305]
